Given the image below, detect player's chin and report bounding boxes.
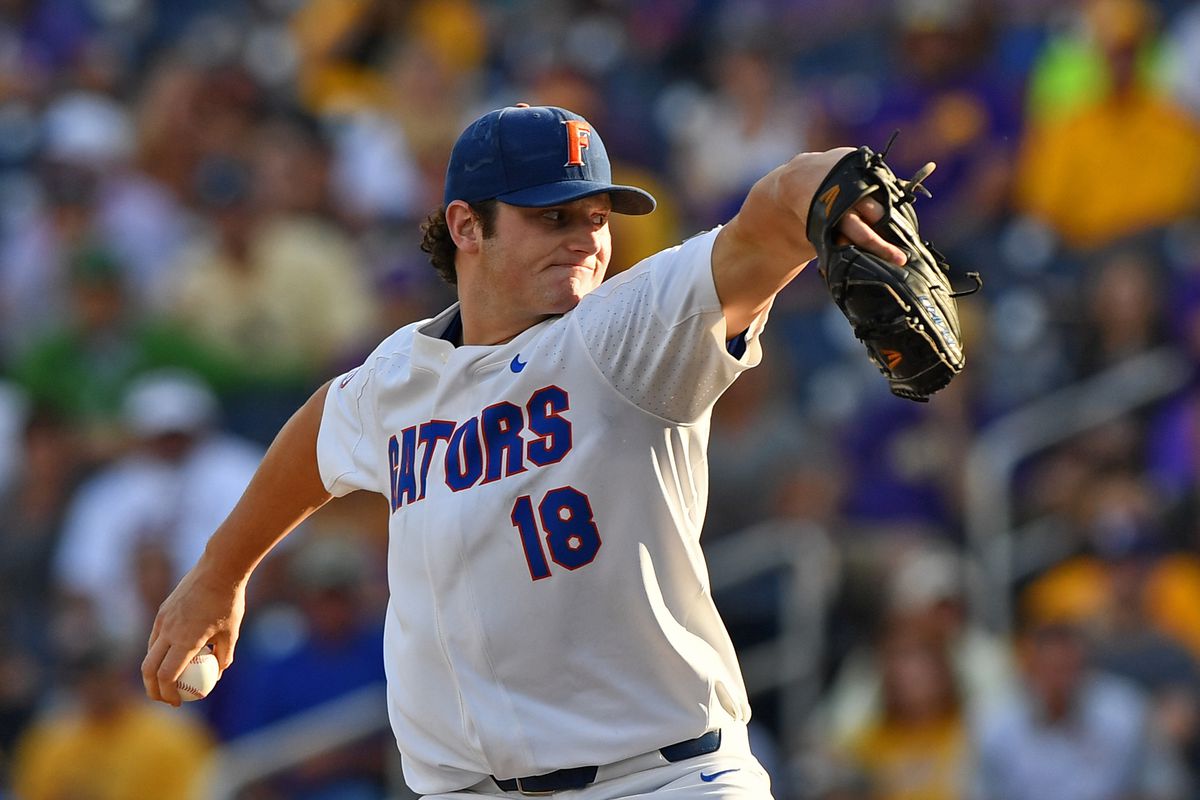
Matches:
[544,277,599,312]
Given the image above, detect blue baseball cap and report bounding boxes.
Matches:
[443,105,656,215]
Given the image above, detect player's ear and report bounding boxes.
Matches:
[446,200,483,254]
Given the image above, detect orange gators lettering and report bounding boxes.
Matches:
[563,120,591,166]
[819,185,840,217]
[881,349,903,370]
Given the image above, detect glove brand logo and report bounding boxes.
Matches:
[818,185,840,217]
[881,349,903,370]
[563,120,591,167]
[917,296,958,350]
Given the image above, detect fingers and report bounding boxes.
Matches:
[840,209,906,266]
[143,637,195,707]
[156,643,200,707]
[143,628,211,707]
[854,197,885,224]
[212,630,237,672]
[142,636,170,702]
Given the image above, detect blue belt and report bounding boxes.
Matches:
[493,730,722,795]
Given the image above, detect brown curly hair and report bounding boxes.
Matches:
[420,200,499,286]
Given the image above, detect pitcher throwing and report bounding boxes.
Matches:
[143,104,912,798]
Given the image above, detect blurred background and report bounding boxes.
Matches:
[1,0,1200,797]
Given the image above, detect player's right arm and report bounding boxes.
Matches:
[141,381,334,706]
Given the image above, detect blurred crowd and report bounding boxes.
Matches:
[1,0,1200,798]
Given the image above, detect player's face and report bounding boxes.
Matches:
[480,195,613,318]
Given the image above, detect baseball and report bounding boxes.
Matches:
[176,647,220,702]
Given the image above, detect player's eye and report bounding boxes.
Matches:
[541,210,563,223]
[591,213,609,226]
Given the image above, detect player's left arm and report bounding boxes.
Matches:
[711,148,907,336]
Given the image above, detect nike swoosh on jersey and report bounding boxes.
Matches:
[510,355,527,373]
[700,769,740,782]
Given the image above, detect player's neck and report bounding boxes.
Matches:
[458,307,549,346]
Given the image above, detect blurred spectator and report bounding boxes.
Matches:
[0,84,192,360]
[10,642,214,800]
[11,245,234,456]
[299,0,487,222]
[0,158,97,360]
[1088,528,1200,779]
[326,32,473,223]
[972,609,1188,800]
[45,88,193,312]
[166,152,378,396]
[813,544,1014,752]
[667,40,808,227]
[1072,242,1169,378]
[52,369,261,648]
[848,0,1022,251]
[291,0,487,116]
[133,58,256,204]
[211,535,388,799]
[0,406,79,656]
[1023,0,1165,123]
[1021,468,1200,665]
[1014,0,1200,249]
[836,618,970,800]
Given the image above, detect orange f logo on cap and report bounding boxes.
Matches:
[563,120,591,167]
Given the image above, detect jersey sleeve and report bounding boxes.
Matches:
[317,361,386,497]
[572,227,770,423]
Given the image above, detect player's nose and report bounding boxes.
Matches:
[565,223,603,257]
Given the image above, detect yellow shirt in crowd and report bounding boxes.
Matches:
[1015,88,1200,249]
[12,703,214,800]
[848,715,968,800]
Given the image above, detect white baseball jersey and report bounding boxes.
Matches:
[317,228,768,794]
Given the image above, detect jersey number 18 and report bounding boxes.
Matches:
[511,486,602,580]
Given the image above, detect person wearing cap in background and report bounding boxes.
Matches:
[143,104,906,798]
[54,368,262,650]
[812,545,1015,754]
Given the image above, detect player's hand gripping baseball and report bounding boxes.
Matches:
[142,556,246,706]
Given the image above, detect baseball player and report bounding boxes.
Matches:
[143,104,905,798]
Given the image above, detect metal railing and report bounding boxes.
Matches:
[208,682,411,800]
[705,520,839,756]
[963,346,1192,631]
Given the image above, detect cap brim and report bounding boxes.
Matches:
[497,181,656,216]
